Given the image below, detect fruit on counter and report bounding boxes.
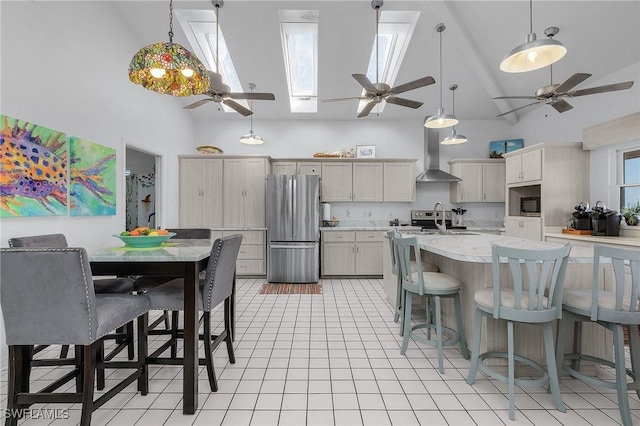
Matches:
[121,228,170,236]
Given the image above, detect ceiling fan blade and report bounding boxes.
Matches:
[568,81,634,97]
[228,92,275,101]
[352,74,377,93]
[386,96,423,109]
[553,73,592,94]
[388,76,435,95]
[496,101,541,117]
[551,99,574,113]
[183,99,213,110]
[222,98,253,116]
[321,96,369,103]
[358,101,378,118]
[493,95,538,100]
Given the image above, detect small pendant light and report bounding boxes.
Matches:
[441,84,467,145]
[500,0,566,73]
[128,0,210,96]
[424,23,458,129]
[239,83,264,145]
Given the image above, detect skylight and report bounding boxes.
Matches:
[279,10,319,113]
[174,9,246,113]
[359,11,420,115]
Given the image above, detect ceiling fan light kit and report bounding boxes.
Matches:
[128,0,210,96]
[441,84,467,145]
[500,2,567,73]
[240,83,265,145]
[425,23,458,129]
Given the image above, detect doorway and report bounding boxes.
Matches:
[125,147,159,230]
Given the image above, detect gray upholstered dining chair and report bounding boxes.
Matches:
[395,235,468,373]
[556,244,640,426]
[386,229,438,336]
[8,233,136,363]
[0,247,150,426]
[466,243,571,421]
[143,234,242,392]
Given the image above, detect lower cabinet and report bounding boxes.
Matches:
[212,230,265,276]
[321,230,384,276]
[504,216,542,241]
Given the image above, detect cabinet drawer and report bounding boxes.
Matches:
[238,245,264,260]
[223,230,264,244]
[236,259,265,275]
[322,231,356,242]
[356,231,384,242]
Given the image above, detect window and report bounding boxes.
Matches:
[620,149,640,210]
[279,11,319,113]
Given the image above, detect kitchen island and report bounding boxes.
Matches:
[383,232,612,369]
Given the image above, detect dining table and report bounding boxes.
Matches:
[86,238,221,415]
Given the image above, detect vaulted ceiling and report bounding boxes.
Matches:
[113,1,640,123]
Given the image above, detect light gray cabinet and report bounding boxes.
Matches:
[353,163,383,202]
[179,158,223,228]
[211,230,265,276]
[504,216,542,240]
[321,230,384,276]
[321,162,353,201]
[223,158,267,227]
[448,159,505,203]
[383,162,416,202]
[505,148,542,184]
[271,161,322,176]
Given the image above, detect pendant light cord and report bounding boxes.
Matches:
[215,3,220,73]
[439,29,443,109]
[168,0,174,43]
[529,0,533,34]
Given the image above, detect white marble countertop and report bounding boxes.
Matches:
[545,232,639,247]
[320,226,422,231]
[402,232,596,264]
[211,227,267,231]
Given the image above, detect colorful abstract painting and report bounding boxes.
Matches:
[0,115,67,217]
[69,137,116,216]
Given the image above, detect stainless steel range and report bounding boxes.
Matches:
[411,210,466,230]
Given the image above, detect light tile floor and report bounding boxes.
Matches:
[1,278,639,425]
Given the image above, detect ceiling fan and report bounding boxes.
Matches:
[321,0,435,118]
[495,27,634,117]
[183,1,275,116]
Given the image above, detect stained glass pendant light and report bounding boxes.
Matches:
[239,84,264,145]
[500,0,566,73]
[424,23,458,129]
[441,84,467,145]
[128,0,210,96]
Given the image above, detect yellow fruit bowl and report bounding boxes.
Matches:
[113,232,176,248]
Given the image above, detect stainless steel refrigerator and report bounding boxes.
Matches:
[267,174,320,283]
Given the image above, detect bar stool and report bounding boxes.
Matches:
[395,236,468,373]
[386,230,438,336]
[556,245,640,426]
[466,243,571,421]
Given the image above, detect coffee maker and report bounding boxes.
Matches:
[590,201,622,236]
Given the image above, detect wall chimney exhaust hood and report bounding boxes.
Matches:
[416,124,461,183]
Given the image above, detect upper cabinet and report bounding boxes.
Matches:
[505,148,542,185]
[448,159,505,203]
[383,162,416,202]
[271,161,322,177]
[321,162,354,201]
[352,163,383,202]
[223,158,268,227]
[179,158,223,228]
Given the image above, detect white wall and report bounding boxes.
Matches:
[0,2,196,369]
[193,118,513,223]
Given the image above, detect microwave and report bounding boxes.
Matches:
[520,197,541,216]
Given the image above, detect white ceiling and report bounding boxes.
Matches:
[113,1,640,123]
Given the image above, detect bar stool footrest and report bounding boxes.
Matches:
[563,353,640,391]
[477,351,550,388]
[410,323,461,348]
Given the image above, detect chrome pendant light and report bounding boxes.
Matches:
[424,23,458,129]
[500,0,566,73]
[239,83,264,145]
[441,84,467,145]
[128,0,210,96]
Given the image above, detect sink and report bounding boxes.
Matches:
[446,231,478,235]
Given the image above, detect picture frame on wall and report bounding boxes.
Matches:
[489,138,523,158]
[356,145,376,158]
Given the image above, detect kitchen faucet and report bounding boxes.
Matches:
[433,201,447,234]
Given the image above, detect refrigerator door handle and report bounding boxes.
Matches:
[288,176,294,239]
[270,244,316,250]
[292,176,297,239]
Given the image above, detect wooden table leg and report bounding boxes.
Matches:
[182,262,199,414]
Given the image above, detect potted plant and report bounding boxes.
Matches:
[622,201,640,226]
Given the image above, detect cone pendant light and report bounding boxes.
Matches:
[424,23,458,129]
[441,84,467,145]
